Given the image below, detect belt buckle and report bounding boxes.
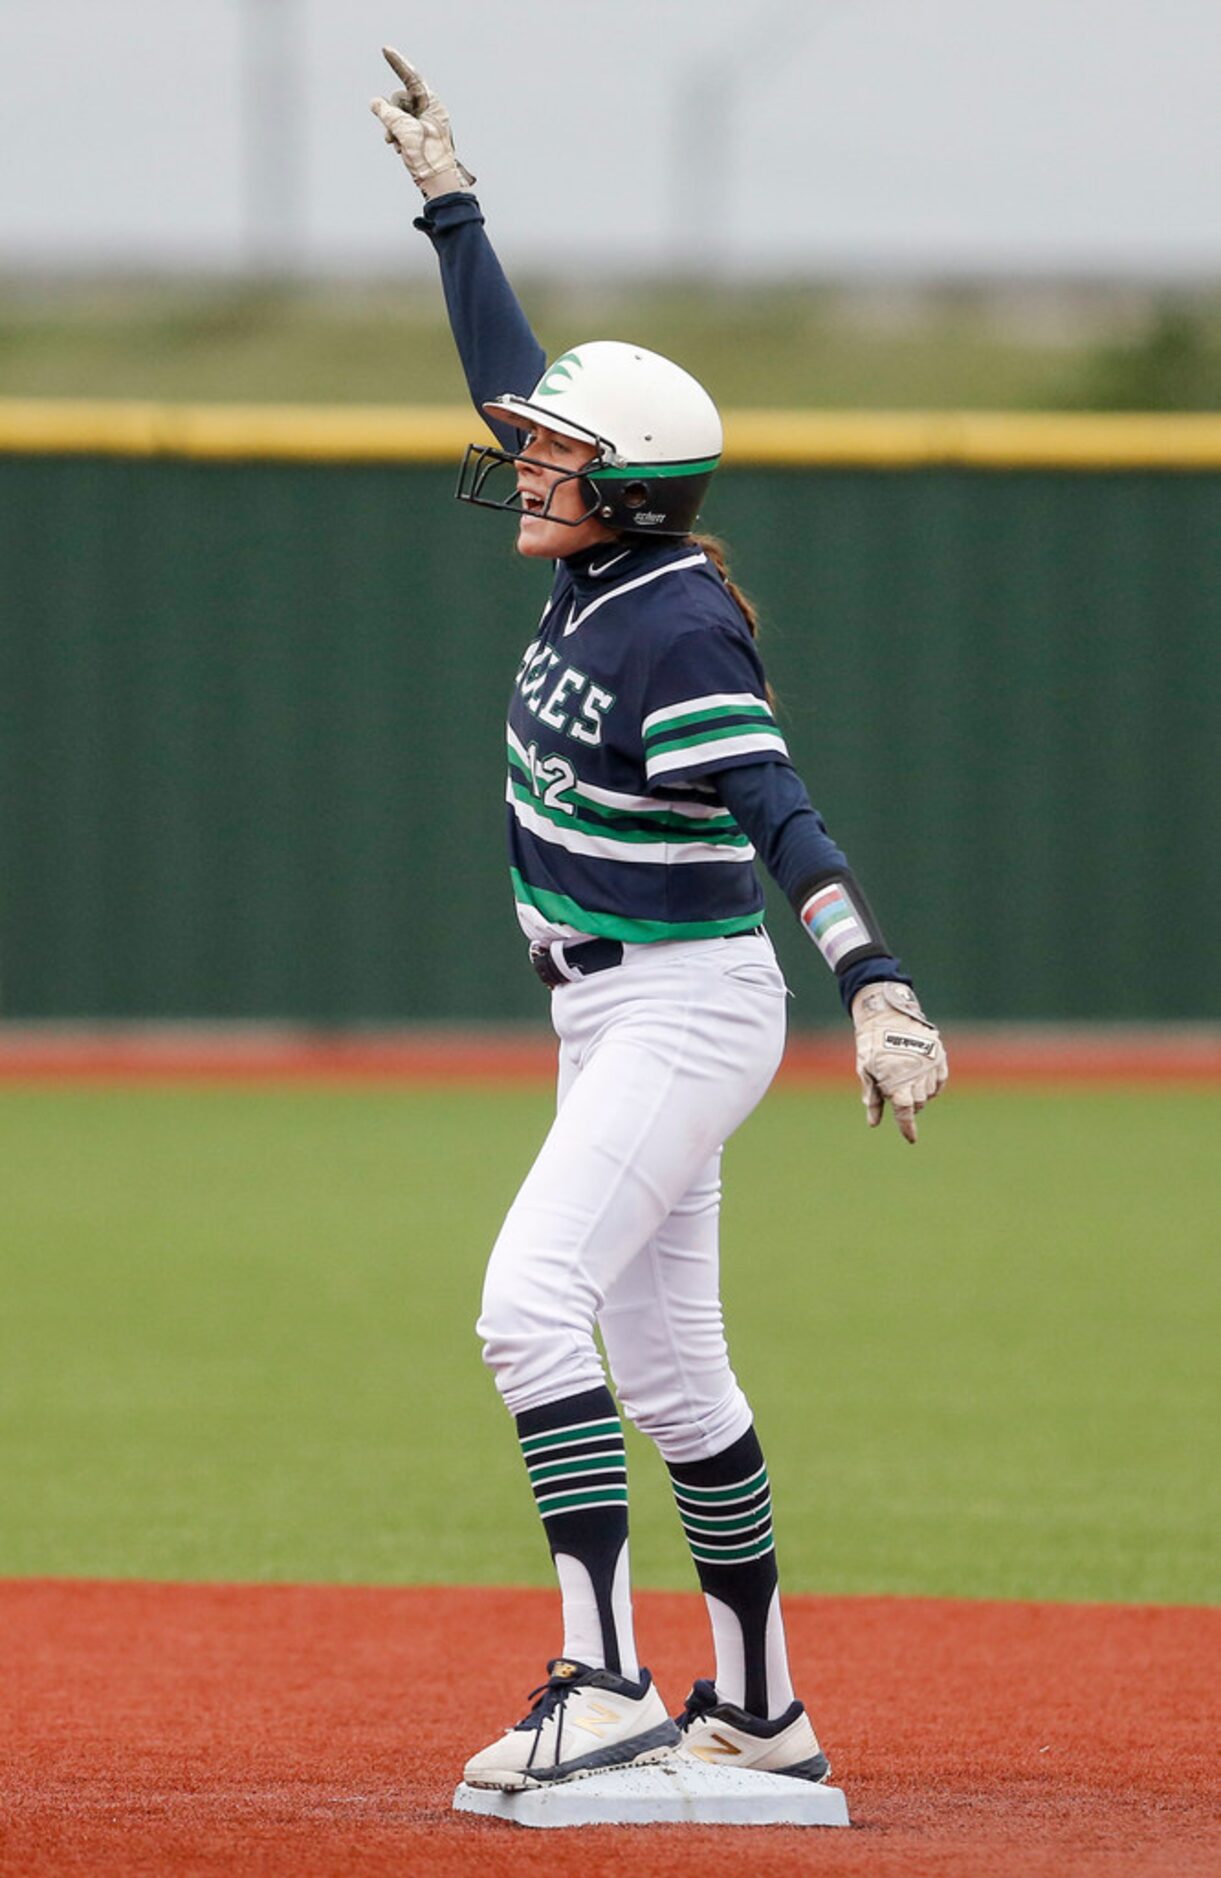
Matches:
[530,935,625,988]
[529,941,564,989]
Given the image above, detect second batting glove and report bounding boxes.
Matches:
[851,982,948,1144]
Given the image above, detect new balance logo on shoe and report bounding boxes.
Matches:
[689,1729,744,1761]
[675,1679,831,1784]
[573,1699,624,1737]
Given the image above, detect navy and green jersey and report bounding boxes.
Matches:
[505,538,787,945]
[417,192,908,1005]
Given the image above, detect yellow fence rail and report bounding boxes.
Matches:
[1,399,1220,469]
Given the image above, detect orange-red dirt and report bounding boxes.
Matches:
[1,1582,1216,1877]
[0,1024,1218,1084]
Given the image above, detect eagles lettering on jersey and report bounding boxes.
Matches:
[506,543,790,946]
[514,643,616,745]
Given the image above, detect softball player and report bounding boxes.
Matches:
[371,50,947,1792]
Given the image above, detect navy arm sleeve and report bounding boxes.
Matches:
[414,192,546,449]
[713,760,911,1012]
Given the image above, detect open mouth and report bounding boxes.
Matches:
[519,490,547,516]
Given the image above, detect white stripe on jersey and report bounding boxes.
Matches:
[506,782,757,866]
[574,779,735,819]
[646,729,790,778]
[505,726,735,821]
[562,552,708,636]
[642,691,771,734]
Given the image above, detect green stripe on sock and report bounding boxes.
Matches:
[687,1533,777,1564]
[519,1419,622,1456]
[671,1465,769,1505]
[529,1454,627,1484]
[535,1487,630,1515]
[679,1507,773,1536]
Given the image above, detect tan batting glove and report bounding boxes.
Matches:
[851,982,948,1144]
[370,48,475,198]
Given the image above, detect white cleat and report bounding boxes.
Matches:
[462,1659,680,1791]
[674,1678,831,1782]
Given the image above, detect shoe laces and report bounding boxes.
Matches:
[676,1678,721,1733]
[513,1661,597,1767]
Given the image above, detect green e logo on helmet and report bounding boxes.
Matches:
[537,351,584,396]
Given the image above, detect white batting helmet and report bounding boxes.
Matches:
[461,341,723,536]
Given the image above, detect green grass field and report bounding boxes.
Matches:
[4,283,1219,409]
[1,1083,1216,1604]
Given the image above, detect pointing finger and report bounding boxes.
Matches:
[381,45,414,84]
[382,47,430,110]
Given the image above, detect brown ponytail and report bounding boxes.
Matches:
[688,531,778,711]
[688,533,760,639]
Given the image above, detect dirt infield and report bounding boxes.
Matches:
[0,1023,1218,1084]
[1,1582,1216,1876]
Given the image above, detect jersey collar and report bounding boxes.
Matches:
[562,538,688,599]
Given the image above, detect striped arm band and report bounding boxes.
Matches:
[793,871,889,975]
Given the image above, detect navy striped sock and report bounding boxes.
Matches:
[668,1425,782,1717]
[516,1386,630,1675]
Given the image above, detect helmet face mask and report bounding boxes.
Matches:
[456,440,605,527]
[456,340,723,540]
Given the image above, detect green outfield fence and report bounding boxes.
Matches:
[2,403,1218,1027]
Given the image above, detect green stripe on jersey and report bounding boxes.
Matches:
[646,720,787,758]
[506,745,742,841]
[644,703,774,744]
[509,871,764,944]
[508,774,750,851]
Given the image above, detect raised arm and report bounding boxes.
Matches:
[370,48,545,444]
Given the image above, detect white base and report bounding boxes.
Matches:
[453,1759,851,1828]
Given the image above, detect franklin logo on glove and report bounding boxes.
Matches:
[883,1030,938,1056]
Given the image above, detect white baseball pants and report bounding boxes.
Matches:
[477,932,788,1464]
